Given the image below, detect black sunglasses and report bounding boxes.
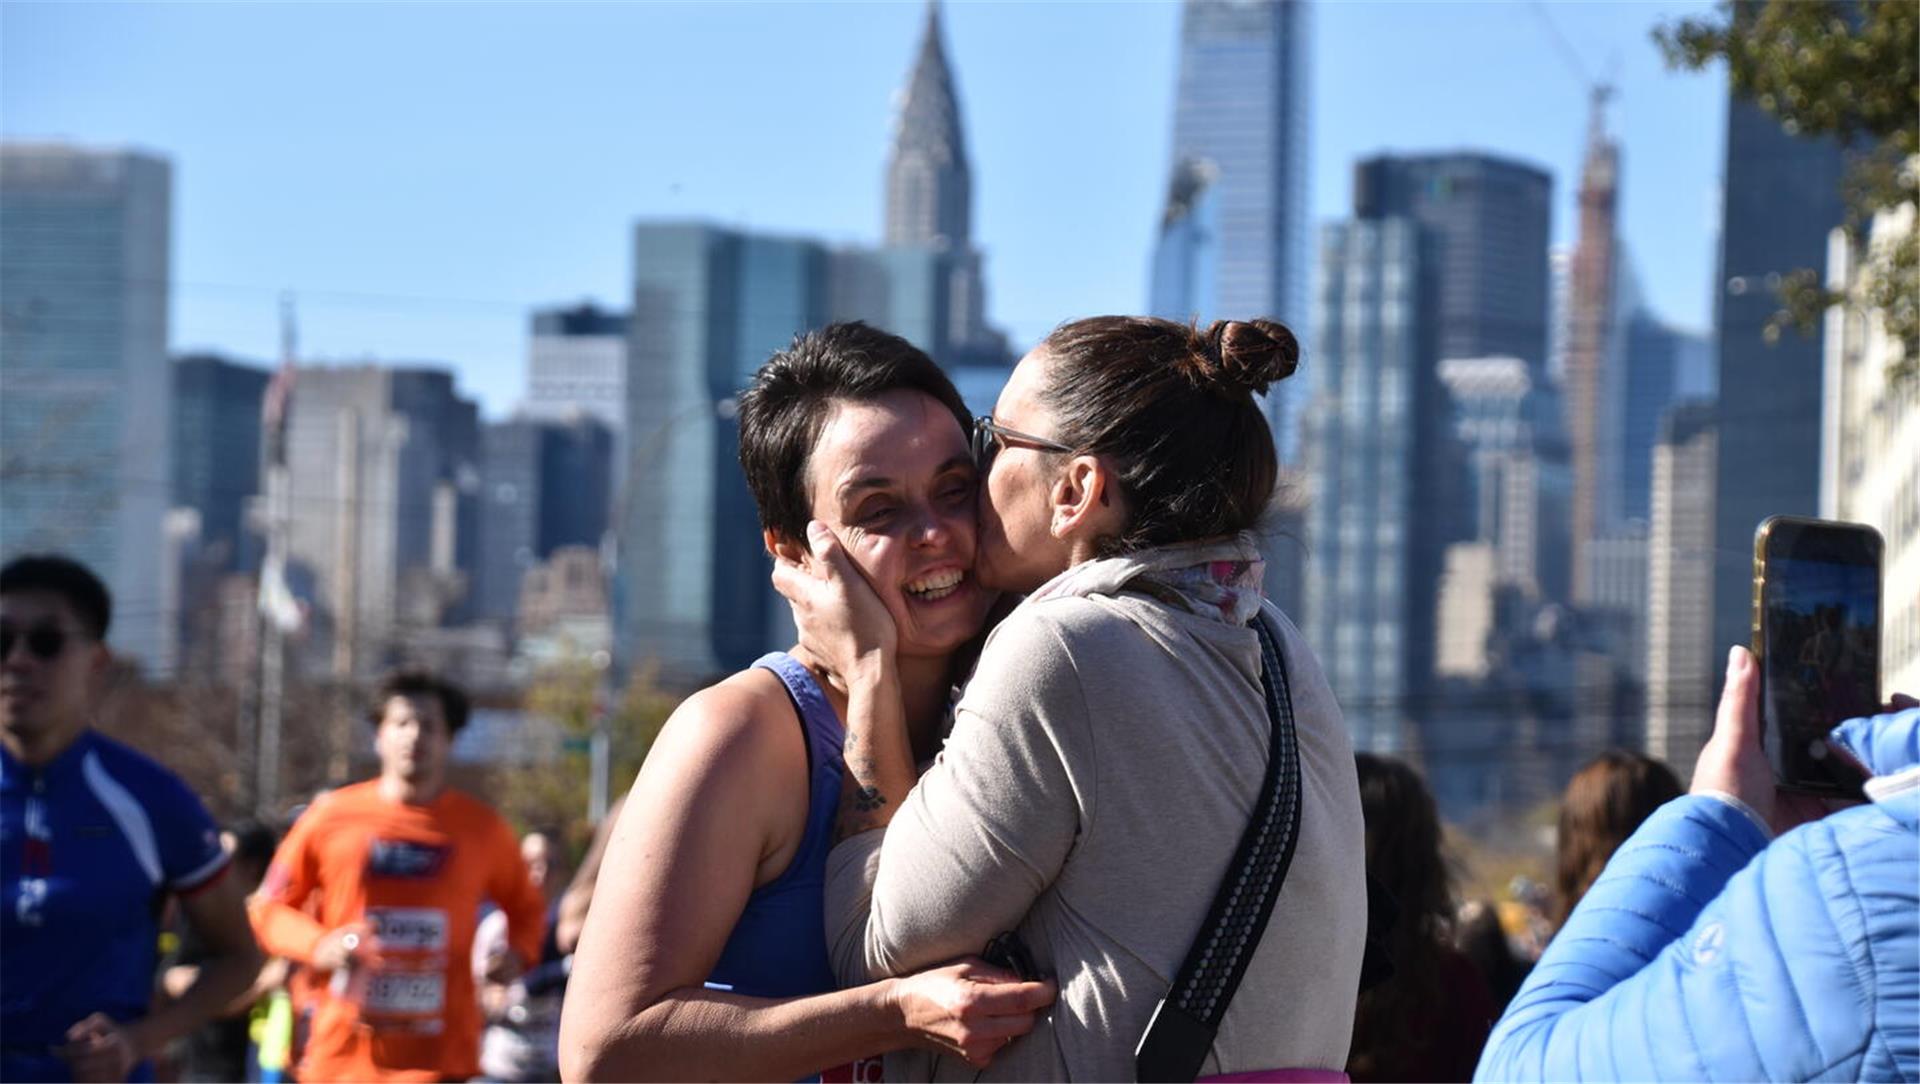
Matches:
[971,415,1074,473]
[0,624,72,662]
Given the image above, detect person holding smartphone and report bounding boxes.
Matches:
[1474,645,1918,1082]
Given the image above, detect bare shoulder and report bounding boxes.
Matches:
[636,667,812,806]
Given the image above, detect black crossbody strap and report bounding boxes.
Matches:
[1135,612,1303,1083]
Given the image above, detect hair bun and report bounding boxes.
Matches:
[1194,319,1299,395]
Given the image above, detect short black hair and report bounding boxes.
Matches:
[736,322,972,542]
[367,666,472,736]
[0,554,113,640]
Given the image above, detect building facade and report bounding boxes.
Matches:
[1,144,172,668]
[172,353,271,572]
[1821,202,1919,697]
[1646,401,1718,773]
[280,365,480,678]
[1304,217,1433,756]
[1711,97,1847,658]
[1151,0,1311,458]
[1353,153,1553,371]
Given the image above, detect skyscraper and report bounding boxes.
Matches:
[1304,217,1436,756]
[1,144,173,668]
[884,1,1003,366]
[473,413,612,627]
[621,224,835,680]
[172,353,271,572]
[1354,153,1553,370]
[1567,91,1621,603]
[1618,314,1699,525]
[1821,203,1919,696]
[525,302,627,433]
[1151,0,1311,453]
[280,365,480,678]
[1711,98,1846,658]
[1647,400,1717,772]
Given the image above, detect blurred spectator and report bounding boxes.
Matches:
[1551,750,1682,931]
[1,554,261,1082]
[1477,649,1918,1081]
[1347,754,1496,1083]
[163,820,286,1082]
[1453,901,1530,1014]
[473,830,572,1083]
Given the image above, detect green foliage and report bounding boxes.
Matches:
[1656,0,1919,378]
[496,657,679,835]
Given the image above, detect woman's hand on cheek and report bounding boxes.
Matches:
[770,520,898,684]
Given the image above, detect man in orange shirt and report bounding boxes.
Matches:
[250,668,546,1082]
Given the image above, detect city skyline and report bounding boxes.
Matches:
[4,1,1726,418]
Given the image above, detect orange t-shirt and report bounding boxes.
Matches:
[250,782,546,1083]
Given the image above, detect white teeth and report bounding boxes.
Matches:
[905,569,965,598]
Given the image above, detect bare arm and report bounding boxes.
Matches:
[769,522,917,843]
[554,795,622,956]
[558,681,1051,1082]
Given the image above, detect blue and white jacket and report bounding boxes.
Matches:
[1476,707,1920,1082]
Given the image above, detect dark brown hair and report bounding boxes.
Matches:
[736,322,971,542]
[1552,750,1683,929]
[1348,753,1457,1081]
[1037,316,1297,554]
[367,666,472,736]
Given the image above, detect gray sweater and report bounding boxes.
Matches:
[826,586,1368,1081]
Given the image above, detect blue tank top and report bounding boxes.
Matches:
[705,653,846,999]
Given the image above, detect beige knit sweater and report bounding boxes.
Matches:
[825,558,1367,1082]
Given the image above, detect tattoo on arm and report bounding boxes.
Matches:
[834,742,892,843]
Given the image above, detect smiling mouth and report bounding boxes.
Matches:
[904,569,966,602]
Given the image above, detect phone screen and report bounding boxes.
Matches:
[1761,556,1880,791]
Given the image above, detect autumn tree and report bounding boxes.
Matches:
[1657,0,1919,381]
[495,657,679,835]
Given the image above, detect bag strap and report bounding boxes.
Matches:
[1135,612,1304,1083]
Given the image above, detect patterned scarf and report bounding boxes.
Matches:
[1020,532,1268,627]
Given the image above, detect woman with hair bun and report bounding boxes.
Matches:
[777,316,1369,1081]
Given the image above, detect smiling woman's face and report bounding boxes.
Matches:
[803,388,996,660]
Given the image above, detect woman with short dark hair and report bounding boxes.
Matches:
[560,322,1053,1082]
[782,316,1369,1080]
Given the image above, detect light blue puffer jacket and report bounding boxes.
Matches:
[1476,708,1920,1082]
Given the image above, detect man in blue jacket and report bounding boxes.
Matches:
[1477,644,1917,1082]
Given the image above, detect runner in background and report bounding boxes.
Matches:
[1,554,261,1082]
[249,667,546,1082]
[471,829,571,1083]
[162,819,285,1082]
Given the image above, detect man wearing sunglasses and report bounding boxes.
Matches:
[2,554,261,1082]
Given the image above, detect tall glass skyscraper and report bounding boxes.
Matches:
[1305,217,1434,756]
[1,145,172,668]
[1150,0,1310,455]
[1353,153,1553,371]
[172,353,271,573]
[1710,98,1845,657]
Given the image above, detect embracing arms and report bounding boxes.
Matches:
[556,681,1052,1082]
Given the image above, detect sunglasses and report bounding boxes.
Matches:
[0,624,73,662]
[971,415,1074,473]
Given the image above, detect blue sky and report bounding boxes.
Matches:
[3,1,1725,419]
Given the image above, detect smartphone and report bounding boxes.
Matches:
[1752,515,1882,797]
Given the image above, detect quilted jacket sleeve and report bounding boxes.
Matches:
[1476,793,1911,1082]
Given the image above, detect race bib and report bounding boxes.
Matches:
[363,970,446,1017]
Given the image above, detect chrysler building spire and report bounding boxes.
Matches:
[885,0,972,249]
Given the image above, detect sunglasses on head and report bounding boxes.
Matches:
[0,624,72,662]
[971,415,1074,473]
